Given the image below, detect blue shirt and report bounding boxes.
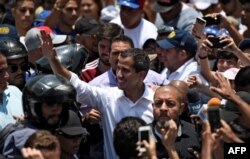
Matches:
[0,85,23,131]
[89,68,166,87]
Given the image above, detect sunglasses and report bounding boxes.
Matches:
[220,0,231,4]
[8,63,30,73]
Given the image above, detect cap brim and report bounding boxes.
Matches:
[194,2,211,10]
[118,1,139,9]
[60,126,85,136]
[151,2,174,13]
[220,109,239,123]
[157,39,175,49]
[52,35,67,44]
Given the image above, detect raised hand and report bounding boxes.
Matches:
[39,30,56,60]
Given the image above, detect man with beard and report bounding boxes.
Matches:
[2,74,76,158]
[80,23,123,82]
[151,85,200,159]
[0,38,30,90]
[40,29,154,159]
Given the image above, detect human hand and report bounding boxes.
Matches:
[198,38,213,57]
[21,148,44,159]
[210,71,235,100]
[137,134,157,159]
[186,75,202,88]
[85,108,102,124]
[218,36,239,53]
[217,120,244,143]
[161,119,177,150]
[39,30,57,61]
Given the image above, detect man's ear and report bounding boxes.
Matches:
[178,49,188,61]
[11,8,16,18]
[179,102,186,115]
[138,70,147,80]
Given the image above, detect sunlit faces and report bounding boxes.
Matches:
[80,0,101,20]
[241,3,250,26]
[120,6,143,29]
[98,38,111,65]
[41,103,62,126]
[11,0,35,31]
[7,58,28,88]
[116,56,144,90]
[109,41,132,70]
[152,86,185,123]
[61,0,79,26]
[0,54,9,93]
[57,134,82,155]
[160,48,183,72]
[217,58,239,72]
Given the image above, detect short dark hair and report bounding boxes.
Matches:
[120,48,150,73]
[235,66,250,92]
[24,130,60,152]
[113,117,146,159]
[97,23,123,41]
[112,34,134,48]
[11,0,35,8]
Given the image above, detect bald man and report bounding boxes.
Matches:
[151,85,200,159]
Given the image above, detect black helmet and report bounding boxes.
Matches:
[0,37,27,59]
[36,44,88,75]
[23,74,76,128]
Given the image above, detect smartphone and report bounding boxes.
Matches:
[207,37,228,48]
[208,107,221,132]
[192,17,206,40]
[138,126,151,152]
[203,16,221,26]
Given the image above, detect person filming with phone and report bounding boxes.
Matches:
[144,85,200,159]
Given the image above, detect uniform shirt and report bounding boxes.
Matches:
[89,68,166,87]
[161,58,207,85]
[0,85,23,131]
[70,72,154,159]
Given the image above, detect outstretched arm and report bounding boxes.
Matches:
[39,30,72,80]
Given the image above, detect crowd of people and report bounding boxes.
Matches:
[0,0,250,159]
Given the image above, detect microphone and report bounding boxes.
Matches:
[187,89,203,114]
[207,97,221,132]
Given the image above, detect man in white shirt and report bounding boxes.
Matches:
[111,0,158,48]
[157,29,206,84]
[40,31,154,159]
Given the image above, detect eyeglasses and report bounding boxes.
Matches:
[8,63,30,73]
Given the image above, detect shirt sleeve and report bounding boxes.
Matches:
[69,72,110,112]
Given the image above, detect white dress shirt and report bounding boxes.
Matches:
[70,72,154,159]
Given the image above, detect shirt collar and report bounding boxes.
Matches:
[167,58,195,77]
[117,84,153,102]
